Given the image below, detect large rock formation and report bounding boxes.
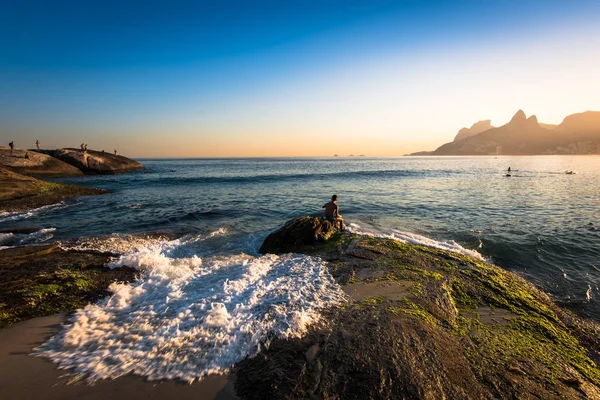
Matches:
[259,216,341,254]
[0,147,83,178]
[38,148,144,175]
[433,110,560,155]
[0,167,106,213]
[239,217,600,399]
[454,120,494,142]
[410,110,600,156]
[557,111,600,137]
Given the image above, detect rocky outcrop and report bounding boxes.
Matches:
[237,217,600,399]
[0,244,136,328]
[454,120,494,142]
[0,167,106,213]
[38,148,144,175]
[0,147,83,178]
[259,216,341,254]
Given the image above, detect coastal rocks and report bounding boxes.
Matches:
[0,244,136,328]
[0,147,83,178]
[236,217,600,399]
[259,216,340,254]
[38,148,144,175]
[0,167,106,213]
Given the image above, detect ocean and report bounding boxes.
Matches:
[2,155,599,382]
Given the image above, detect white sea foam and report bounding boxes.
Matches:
[35,231,346,383]
[0,228,56,248]
[586,284,592,302]
[0,202,68,223]
[347,223,485,261]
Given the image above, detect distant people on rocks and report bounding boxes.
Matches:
[9,141,14,154]
[84,144,88,152]
[101,150,105,154]
[35,140,40,150]
[24,152,30,159]
[80,143,85,152]
[114,149,117,156]
[322,194,346,231]
[508,167,511,173]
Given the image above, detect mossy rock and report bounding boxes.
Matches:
[259,216,343,254]
[236,217,600,399]
[0,245,136,328]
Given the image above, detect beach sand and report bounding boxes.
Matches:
[0,313,239,400]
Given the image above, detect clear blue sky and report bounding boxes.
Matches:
[2,0,599,156]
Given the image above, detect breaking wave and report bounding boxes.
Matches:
[0,228,56,249]
[0,202,68,223]
[347,222,485,261]
[35,229,346,383]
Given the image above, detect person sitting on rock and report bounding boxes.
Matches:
[24,152,30,159]
[322,194,346,231]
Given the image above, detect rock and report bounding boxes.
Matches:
[0,166,106,213]
[0,147,83,178]
[0,244,136,328]
[259,216,341,254]
[236,217,600,399]
[38,148,144,175]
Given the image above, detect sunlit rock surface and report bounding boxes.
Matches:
[238,216,600,399]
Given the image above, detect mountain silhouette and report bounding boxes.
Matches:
[454,120,495,142]
[413,110,600,155]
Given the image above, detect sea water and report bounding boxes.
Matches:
[1,155,598,381]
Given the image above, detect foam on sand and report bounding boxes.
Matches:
[348,222,485,261]
[35,231,346,383]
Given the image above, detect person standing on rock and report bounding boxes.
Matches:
[322,194,346,231]
[35,140,40,150]
[9,141,14,154]
[114,149,117,156]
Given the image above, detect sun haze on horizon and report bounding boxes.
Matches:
[1,0,599,158]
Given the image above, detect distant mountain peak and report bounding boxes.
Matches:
[527,115,538,124]
[510,109,527,123]
[453,120,494,142]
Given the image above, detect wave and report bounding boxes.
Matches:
[0,202,68,223]
[35,229,346,383]
[347,223,485,261]
[148,168,461,186]
[0,228,56,249]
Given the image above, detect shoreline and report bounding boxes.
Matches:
[1,217,599,398]
[0,313,238,400]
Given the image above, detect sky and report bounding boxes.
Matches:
[1,0,599,157]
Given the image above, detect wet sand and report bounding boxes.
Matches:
[0,314,239,400]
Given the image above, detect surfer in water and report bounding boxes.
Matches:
[323,194,346,231]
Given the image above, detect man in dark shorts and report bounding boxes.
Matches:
[322,194,346,231]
